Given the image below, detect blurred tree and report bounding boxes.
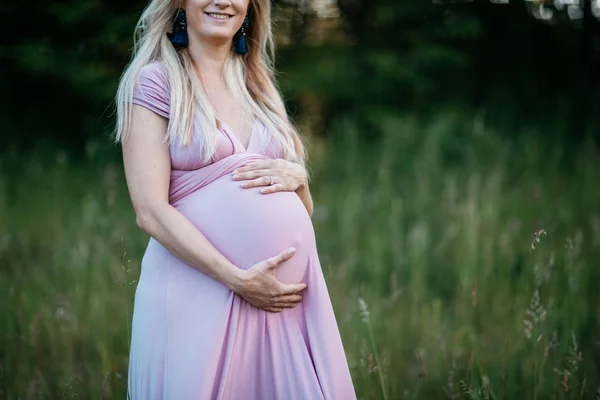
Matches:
[1,0,599,153]
[277,0,481,139]
[467,0,600,143]
[0,0,142,152]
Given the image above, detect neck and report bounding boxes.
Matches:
[187,36,232,80]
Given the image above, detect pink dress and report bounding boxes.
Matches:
[127,62,356,399]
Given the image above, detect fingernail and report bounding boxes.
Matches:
[232,174,239,180]
[240,183,247,188]
[260,189,266,193]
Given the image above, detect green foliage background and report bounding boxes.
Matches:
[1,0,600,399]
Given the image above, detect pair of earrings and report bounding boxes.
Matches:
[167,8,249,55]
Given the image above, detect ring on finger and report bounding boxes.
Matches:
[267,176,274,186]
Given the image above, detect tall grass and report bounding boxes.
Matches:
[1,110,599,399]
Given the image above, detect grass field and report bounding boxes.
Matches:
[1,110,599,399]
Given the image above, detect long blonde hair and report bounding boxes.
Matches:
[114,0,306,165]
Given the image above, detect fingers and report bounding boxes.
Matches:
[272,303,298,309]
[267,247,296,269]
[232,169,271,182]
[263,298,302,312]
[263,294,304,312]
[240,175,273,189]
[233,160,273,174]
[260,183,286,194]
[280,282,308,294]
[274,294,303,304]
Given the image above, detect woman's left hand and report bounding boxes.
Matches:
[232,159,308,194]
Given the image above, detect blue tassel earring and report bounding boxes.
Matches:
[235,16,249,55]
[167,8,189,50]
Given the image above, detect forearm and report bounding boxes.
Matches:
[295,184,314,217]
[137,202,244,290]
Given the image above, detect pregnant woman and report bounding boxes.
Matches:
[115,0,355,398]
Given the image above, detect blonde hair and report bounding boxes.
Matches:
[114,0,306,165]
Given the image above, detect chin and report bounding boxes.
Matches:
[200,29,235,44]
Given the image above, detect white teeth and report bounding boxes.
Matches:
[208,13,230,20]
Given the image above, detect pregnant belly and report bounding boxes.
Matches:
[176,174,316,284]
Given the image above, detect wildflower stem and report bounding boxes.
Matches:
[359,298,388,400]
[533,355,547,400]
[366,321,388,400]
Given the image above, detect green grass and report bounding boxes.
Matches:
[1,110,599,399]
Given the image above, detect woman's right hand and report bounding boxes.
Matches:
[232,247,307,313]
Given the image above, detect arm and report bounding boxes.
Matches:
[122,105,245,290]
[121,105,306,311]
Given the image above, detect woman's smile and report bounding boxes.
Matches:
[204,12,235,23]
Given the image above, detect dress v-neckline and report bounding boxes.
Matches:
[217,118,258,152]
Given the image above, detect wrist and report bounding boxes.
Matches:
[219,262,247,293]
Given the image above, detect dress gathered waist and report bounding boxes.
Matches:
[169,152,268,206]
